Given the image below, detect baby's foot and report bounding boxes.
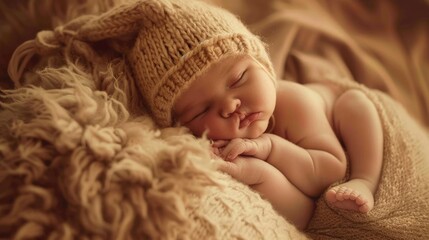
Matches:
[325,179,375,213]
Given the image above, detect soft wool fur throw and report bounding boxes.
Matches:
[0,67,217,239]
[0,67,301,239]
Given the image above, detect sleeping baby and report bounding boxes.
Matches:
[9,0,381,230]
[173,54,383,229]
[8,0,429,237]
[120,0,384,230]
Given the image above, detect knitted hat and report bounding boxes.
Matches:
[16,0,276,127]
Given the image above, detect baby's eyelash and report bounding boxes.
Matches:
[191,107,208,121]
[230,70,247,88]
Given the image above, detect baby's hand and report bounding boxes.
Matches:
[213,134,272,161]
[211,139,229,157]
[220,138,258,160]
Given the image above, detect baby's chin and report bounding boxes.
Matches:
[206,128,265,140]
[242,129,265,139]
[205,121,269,140]
[238,121,268,139]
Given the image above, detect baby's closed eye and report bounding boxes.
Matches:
[229,70,247,88]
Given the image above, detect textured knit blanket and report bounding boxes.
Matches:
[306,79,429,239]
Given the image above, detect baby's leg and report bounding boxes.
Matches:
[325,89,383,213]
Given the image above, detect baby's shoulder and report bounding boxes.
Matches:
[275,81,323,108]
[273,81,332,140]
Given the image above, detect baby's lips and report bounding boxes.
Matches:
[239,112,261,128]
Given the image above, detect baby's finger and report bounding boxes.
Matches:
[212,147,221,156]
[222,139,249,160]
[212,139,229,148]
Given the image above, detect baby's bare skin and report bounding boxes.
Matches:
[216,81,382,214]
[174,55,383,229]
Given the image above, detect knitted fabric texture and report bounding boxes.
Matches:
[78,0,275,127]
[305,79,429,239]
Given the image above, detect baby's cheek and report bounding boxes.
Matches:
[185,122,205,137]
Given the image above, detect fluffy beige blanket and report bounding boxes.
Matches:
[0,67,302,239]
[1,0,429,239]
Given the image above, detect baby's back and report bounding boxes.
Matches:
[305,82,344,129]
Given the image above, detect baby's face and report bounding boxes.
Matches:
[173,55,276,140]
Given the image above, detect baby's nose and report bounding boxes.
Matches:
[221,98,241,118]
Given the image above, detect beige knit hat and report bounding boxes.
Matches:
[9,0,276,127]
[108,0,274,127]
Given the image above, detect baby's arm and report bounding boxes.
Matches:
[215,132,346,198]
[263,133,347,197]
[217,156,314,230]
